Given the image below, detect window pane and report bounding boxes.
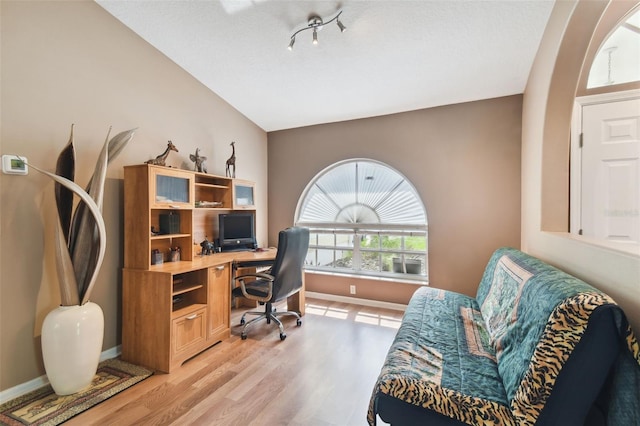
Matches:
[391,255,425,274]
[335,233,353,247]
[316,233,335,246]
[360,234,380,249]
[405,236,426,250]
[305,249,317,267]
[361,251,381,272]
[309,233,318,246]
[381,235,402,250]
[316,249,335,267]
[332,250,353,269]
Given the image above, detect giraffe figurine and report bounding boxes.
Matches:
[225,141,236,178]
[146,141,178,166]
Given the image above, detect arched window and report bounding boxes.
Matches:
[587,8,640,88]
[295,159,428,282]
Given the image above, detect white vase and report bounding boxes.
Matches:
[41,302,104,395]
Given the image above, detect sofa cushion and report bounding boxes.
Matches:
[368,286,514,425]
[475,247,606,405]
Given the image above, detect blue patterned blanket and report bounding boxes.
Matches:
[368,247,640,425]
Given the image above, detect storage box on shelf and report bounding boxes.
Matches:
[122,164,254,373]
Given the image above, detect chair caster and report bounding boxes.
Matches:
[240,318,245,325]
[280,333,286,341]
[296,319,302,326]
[241,333,247,340]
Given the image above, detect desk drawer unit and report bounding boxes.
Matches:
[172,307,207,362]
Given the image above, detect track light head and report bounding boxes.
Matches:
[337,18,346,33]
[312,28,318,45]
[288,37,295,51]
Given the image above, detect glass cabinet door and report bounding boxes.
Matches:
[150,167,194,208]
[232,180,255,210]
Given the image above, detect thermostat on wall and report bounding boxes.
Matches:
[2,155,28,175]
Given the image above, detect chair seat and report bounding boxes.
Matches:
[232,279,270,298]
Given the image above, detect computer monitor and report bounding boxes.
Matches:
[218,212,256,251]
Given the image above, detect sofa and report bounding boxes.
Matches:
[368,247,640,425]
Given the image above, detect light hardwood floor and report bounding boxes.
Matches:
[66,298,404,426]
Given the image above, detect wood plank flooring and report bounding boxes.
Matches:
[66,298,404,426]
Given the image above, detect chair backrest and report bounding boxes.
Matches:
[269,227,310,303]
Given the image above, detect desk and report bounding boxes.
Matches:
[122,247,305,373]
[145,247,306,314]
[146,247,277,274]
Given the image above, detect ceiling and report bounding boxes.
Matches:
[96,0,555,132]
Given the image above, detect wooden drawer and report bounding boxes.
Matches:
[172,308,207,360]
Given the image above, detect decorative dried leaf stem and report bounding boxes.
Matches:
[68,127,136,300]
[29,125,136,306]
[54,125,75,244]
[29,163,106,306]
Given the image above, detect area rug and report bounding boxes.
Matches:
[0,358,153,426]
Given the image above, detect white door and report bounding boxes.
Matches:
[581,97,640,243]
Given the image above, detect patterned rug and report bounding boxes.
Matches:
[0,358,152,426]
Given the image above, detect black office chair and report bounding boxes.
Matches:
[232,226,310,340]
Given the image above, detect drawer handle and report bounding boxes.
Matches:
[215,265,225,271]
[185,314,198,320]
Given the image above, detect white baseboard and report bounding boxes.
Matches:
[305,291,407,311]
[0,345,122,405]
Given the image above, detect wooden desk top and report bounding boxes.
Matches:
[142,248,277,275]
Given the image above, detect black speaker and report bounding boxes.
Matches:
[159,213,180,234]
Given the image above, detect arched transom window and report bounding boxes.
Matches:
[295,159,428,282]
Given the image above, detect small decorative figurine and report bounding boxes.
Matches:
[145,140,178,166]
[200,238,215,256]
[225,141,236,178]
[189,148,208,173]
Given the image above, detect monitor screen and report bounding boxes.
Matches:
[219,212,256,251]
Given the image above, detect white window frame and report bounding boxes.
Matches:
[295,159,428,283]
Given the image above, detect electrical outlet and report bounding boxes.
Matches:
[349,285,356,295]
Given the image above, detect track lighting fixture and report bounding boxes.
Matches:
[288,11,346,51]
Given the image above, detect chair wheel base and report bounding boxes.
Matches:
[296,319,302,326]
[280,333,286,341]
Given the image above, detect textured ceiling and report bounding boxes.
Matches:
[96,0,555,132]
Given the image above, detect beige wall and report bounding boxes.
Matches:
[268,96,522,303]
[522,0,640,332]
[0,0,267,391]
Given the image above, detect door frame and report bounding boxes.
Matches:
[570,89,640,235]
